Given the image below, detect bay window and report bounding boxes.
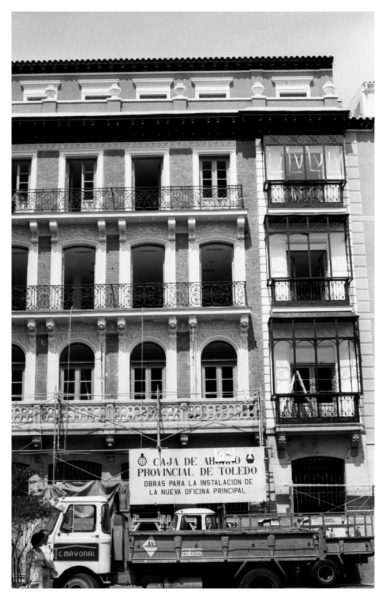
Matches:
[270,318,361,421]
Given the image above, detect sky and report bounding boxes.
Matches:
[10,9,374,109]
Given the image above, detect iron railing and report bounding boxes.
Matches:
[274,393,360,423]
[12,281,247,311]
[270,277,350,304]
[265,181,344,207]
[12,185,244,213]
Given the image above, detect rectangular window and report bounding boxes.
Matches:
[204,365,234,398]
[198,93,227,99]
[12,367,24,401]
[200,157,229,198]
[139,94,168,99]
[133,367,164,400]
[61,368,93,401]
[67,159,96,210]
[278,92,308,98]
[291,365,335,394]
[12,160,31,194]
[265,144,345,182]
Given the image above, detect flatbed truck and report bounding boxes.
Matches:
[45,495,374,588]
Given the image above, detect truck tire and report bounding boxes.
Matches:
[311,559,340,587]
[63,573,100,588]
[239,568,282,588]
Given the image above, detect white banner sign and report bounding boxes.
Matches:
[129,447,266,505]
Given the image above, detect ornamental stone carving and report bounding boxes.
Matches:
[109,83,122,98]
[173,81,188,99]
[322,81,335,96]
[251,81,264,97]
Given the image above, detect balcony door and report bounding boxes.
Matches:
[201,243,233,306]
[132,245,164,308]
[12,247,28,310]
[63,247,95,309]
[67,159,96,211]
[288,245,327,301]
[200,157,228,199]
[133,157,162,210]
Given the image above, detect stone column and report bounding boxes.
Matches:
[237,315,250,400]
[24,320,37,399]
[166,317,178,399]
[45,319,59,398]
[117,318,130,400]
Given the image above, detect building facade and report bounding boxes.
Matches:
[12,57,374,527]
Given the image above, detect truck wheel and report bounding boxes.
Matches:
[239,568,282,588]
[311,559,340,587]
[63,573,99,588]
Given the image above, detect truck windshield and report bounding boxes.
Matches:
[42,506,61,534]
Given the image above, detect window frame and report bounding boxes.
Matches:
[79,79,120,101]
[132,79,173,101]
[269,318,362,395]
[264,142,346,183]
[20,80,60,102]
[272,76,312,99]
[191,77,233,100]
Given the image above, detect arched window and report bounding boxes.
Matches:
[12,345,25,401]
[131,342,165,400]
[63,246,95,309]
[292,456,345,513]
[60,343,94,401]
[48,460,101,483]
[202,341,237,399]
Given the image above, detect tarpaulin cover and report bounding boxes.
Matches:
[46,481,124,511]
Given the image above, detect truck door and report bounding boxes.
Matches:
[53,502,105,576]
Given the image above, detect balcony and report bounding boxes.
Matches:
[265,181,344,208]
[12,282,247,311]
[12,396,260,433]
[12,185,244,213]
[274,393,360,424]
[270,278,350,305]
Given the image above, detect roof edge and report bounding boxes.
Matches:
[12,55,334,75]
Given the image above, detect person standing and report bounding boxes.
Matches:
[24,532,47,588]
[39,529,57,588]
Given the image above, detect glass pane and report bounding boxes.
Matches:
[305,146,325,180]
[285,146,305,180]
[266,146,285,180]
[292,367,312,393]
[316,366,335,392]
[325,146,344,179]
[63,369,75,399]
[134,368,145,399]
[73,505,96,532]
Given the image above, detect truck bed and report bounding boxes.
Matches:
[121,527,325,564]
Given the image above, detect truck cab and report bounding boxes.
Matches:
[170,508,218,531]
[47,495,112,588]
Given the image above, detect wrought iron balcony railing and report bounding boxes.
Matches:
[274,393,360,424]
[12,281,247,311]
[12,396,260,429]
[270,277,350,304]
[12,185,244,213]
[265,181,344,207]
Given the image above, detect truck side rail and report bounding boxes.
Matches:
[124,528,326,564]
[225,511,374,539]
